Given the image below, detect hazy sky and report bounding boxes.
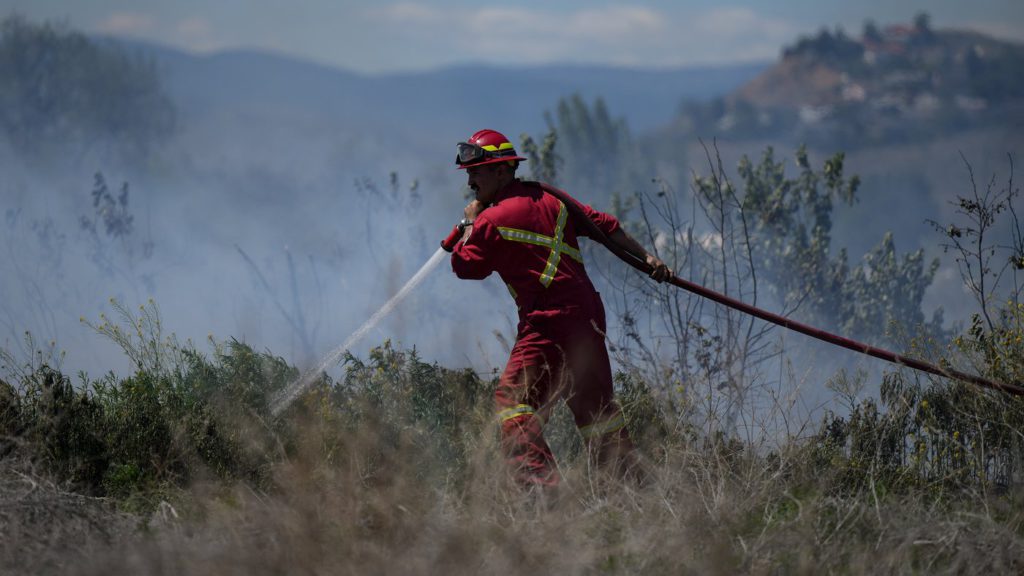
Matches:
[3,1,1023,73]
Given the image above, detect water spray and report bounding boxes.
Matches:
[274,181,1023,418]
[270,247,449,416]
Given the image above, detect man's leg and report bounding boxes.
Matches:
[495,333,560,487]
[577,406,641,479]
[561,308,643,481]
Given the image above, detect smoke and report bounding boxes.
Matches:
[0,99,514,384]
[271,247,449,416]
[2,33,1021,440]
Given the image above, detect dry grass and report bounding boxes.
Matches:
[3,331,1024,574]
[0,454,139,575]
[3,403,1022,576]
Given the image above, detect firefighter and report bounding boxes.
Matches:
[447,128,671,488]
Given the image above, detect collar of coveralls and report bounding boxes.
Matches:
[487,177,524,207]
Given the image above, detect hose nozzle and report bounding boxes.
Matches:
[440,224,462,252]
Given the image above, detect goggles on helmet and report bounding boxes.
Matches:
[455,141,522,167]
[456,142,488,165]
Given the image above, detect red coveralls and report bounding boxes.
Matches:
[451,179,634,486]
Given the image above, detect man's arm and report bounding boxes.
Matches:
[450,200,494,280]
[606,228,672,283]
[459,199,485,243]
[567,194,672,283]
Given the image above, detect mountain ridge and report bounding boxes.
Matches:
[107,35,768,136]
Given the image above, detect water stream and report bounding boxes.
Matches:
[271,247,449,416]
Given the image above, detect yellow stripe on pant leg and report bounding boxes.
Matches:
[579,413,625,439]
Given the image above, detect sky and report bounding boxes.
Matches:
[2,1,1023,74]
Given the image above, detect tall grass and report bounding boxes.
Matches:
[1,298,1024,574]
[3,152,1023,573]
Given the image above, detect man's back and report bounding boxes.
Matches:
[452,180,617,316]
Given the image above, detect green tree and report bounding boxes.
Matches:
[519,128,561,185]
[724,146,942,343]
[913,12,932,37]
[0,15,174,162]
[541,94,643,202]
[862,20,882,43]
[612,145,943,398]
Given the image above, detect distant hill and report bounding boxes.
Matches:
[635,19,1024,289]
[122,38,767,139]
[671,19,1024,148]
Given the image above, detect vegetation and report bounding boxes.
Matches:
[2,170,157,356]
[542,94,645,202]
[3,302,1024,573]
[3,12,1024,576]
[578,139,946,446]
[3,144,1024,573]
[0,15,174,162]
[673,13,1024,149]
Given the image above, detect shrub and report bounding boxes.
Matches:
[16,366,108,493]
[0,302,307,503]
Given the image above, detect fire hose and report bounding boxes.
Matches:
[442,181,1024,397]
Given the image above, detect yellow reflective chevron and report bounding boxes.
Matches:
[497,201,583,288]
[481,142,515,152]
[579,413,626,439]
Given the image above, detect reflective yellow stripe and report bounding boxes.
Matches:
[579,413,626,439]
[498,227,554,248]
[497,226,583,263]
[538,203,569,287]
[495,202,583,289]
[562,245,582,262]
[506,283,518,299]
[497,404,535,422]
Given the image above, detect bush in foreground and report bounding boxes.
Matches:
[3,300,1024,573]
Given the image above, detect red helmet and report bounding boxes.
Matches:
[455,129,527,169]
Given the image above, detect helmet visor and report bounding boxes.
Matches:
[456,142,486,165]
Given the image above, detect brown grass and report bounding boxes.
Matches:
[4,401,1023,576]
[0,454,138,575]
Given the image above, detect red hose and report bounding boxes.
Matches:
[529,180,1024,397]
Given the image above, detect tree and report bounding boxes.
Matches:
[862,20,882,43]
[598,143,945,435]
[729,146,942,343]
[0,15,174,162]
[913,12,932,36]
[519,128,561,185]
[784,27,863,65]
[540,94,644,203]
